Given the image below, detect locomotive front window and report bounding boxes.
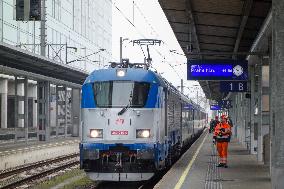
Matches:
[93,81,150,108]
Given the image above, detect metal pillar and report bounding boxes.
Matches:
[71,88,80,137]
[55,85,59,138]
[241,94,246,146]
[244,92,251,150]
[236,95,240,141]
[0,79,8,129]
[261,63,271,165]
[250,65,257,154]
[14,76,18,142]
[17,80,25,128]
[37,83,40,140]
[238,93,248,147]
[232,95,238,138]
[40,0,46,56]
[271,0,284,187]
[256,63,263,162]
[24,77,28,144]
[236,94,242,142]
[64,87,68,138]
[56,86,68,137]
[32,84,37,128]
[37,81,50,141]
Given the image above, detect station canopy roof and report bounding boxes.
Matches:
[0,42,88,86]
[159,0,271,100]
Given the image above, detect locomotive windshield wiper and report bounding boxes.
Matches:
[118,92,133,116]
[117,104,130,116]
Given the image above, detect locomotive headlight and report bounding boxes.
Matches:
[90,129,103,138]
[136,129,150,138]
[116,69,126,77]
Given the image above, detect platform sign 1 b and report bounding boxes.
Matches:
[220,81,247,92]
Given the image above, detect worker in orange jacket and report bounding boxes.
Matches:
[214,115,232,168]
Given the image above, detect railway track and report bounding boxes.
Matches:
[0,153,79,189]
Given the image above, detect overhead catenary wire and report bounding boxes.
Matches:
[131,1,203,95]
[133,1,186,76]
[111,0,183,79]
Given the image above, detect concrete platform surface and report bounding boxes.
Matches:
[0,137,79,170]
[0,137,79,152]
[154,130,271,189]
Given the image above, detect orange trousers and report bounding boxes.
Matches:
[216,142,228,164]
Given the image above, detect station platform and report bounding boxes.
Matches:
[154,130,271,189]
[0,137,79,170]
[0,137,79,152]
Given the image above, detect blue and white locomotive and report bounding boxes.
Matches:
[80,63,207,181]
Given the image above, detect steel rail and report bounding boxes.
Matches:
[1,160,79,189]
[0,153,78,180]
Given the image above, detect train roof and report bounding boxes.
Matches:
[84,67,205,112]
[84,68,166,87]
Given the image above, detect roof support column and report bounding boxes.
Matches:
[249,65,257,155]
[64,86,68,138]
[271,0,284,187]
[241,94,248,147]
[55,86,59,138]
[231,95,238,138]
[37,81,50,141]
[24,77,28,144]
[244,93,251,150]
[255,63,263,162]
[0,79,8,129]
[14,76,18,142]
[71,88,80,137]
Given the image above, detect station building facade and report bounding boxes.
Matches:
[0,0,112,140]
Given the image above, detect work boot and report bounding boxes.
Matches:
[223,164,228,168]
[216,163,224,167]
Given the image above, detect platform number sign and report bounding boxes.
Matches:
[218,100,232,109]
[220,81,247,92]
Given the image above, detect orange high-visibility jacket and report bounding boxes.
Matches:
[214,122,231,142]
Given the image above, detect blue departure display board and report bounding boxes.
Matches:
[187,60,248,81]
[210,105,221,110]
[183,104,193,110]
